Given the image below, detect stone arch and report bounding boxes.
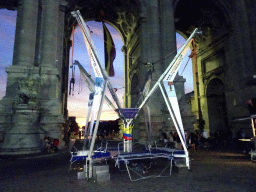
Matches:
[206,78,228,135]
[173,0,234,133]
[174,0,232,37]
[3,0,254,154]
[0,0,147,154]
[65,0,142,43]
[204,75,226,96]
[64,0,144,110]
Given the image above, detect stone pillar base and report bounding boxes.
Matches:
[0,104,44,155]
[41,122,64,140]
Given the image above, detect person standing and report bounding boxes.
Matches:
[190,131,199,150]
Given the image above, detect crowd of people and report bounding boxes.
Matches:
[44,127,255,154]
[159,128,256,153]
[160,130,202,150]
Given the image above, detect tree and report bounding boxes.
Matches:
[69,118,79,133]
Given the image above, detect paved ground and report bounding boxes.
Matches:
[0,141,255,192]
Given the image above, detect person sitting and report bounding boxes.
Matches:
[44,136,59,153]
[44,136,51,152]
[166,132,174,148]
[51,139,59,153]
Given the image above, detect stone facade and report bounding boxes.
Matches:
[0,0,68,154]
[176,0,256,138]
[1,0,256,154]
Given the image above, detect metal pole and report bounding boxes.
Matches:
[87,80,107,178]
[159,83,190,169]
[72,10,125,119]
[159,84,187,153]
[122,119,133,152]
[83,100,93,150]
[251,117,256,137]
[74,61,117,110]
[137,29,199,116]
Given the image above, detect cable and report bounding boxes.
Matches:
[69,26,75,96]
[78,72,82,94]
[75,21,199,73]
[89,25,184,66]
[180,57,191,75]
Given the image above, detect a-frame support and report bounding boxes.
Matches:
[133,28,200,168]
[72,9,201,177]
[72,10,126,179]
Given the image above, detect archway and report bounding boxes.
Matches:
[67,21,125,127]
[174,0,232,133]
[206,78,228,135]
[3,0,254,154]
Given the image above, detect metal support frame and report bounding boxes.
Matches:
[233,115,256,162]
[114,152,174,181]
[159,84,189,168]
[71,10,124,118]
[130,28,200,168]
[251,117,256,137]
[86,80,107,179]
[72,10,126,179]
[72,9,201,177]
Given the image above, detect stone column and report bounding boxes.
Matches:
[0,0,43,154]
[4,0,39,98]
[39,0,64,140]
[56,2,68,112]
[159,0,177,130]
[159,0,176,68]
[137,0,176,141]
[121,45,129,107]
[147,0,161,115]
[147,0,161,70]
[142,0,177,141]
[41,0,59,68]
[1,105,42,155]
[234,0,254,84]
[135,0,162,141]
[12,0,39,67]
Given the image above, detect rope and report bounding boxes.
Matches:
[70,25,75,68]
[180,57,191,75]
[69,26,75,96]
[151,48,178,65]
[189,39,198,82]
[72,23,193,96]
[78,72,82,94]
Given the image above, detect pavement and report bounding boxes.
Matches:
[0,140,255,192]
